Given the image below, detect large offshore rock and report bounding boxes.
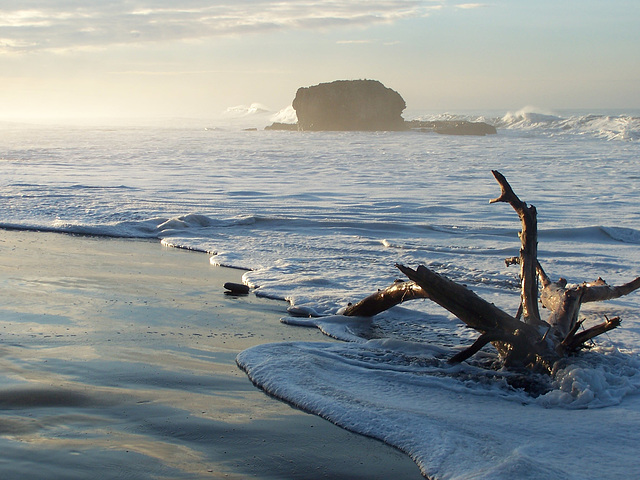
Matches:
[292,80,407,131]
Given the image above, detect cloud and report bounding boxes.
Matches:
[0,1,441,54]
[336,39,374,44]
[454,3,488,9]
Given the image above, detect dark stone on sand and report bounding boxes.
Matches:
[405,120,497,136]
[224,282,250,295]
[292,80,407,131]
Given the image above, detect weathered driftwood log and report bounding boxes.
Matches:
[490,170,545,328]
[345,170,640,372]
[342,280,428,317]
[396,263,552,370]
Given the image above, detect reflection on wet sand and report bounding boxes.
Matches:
[0,230,423,479]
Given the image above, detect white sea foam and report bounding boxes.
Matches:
[237,340,640,479]
[409,107,640,141]
[601,226,640,244]
[501,106,562,126]
[269,105,298,124]
[221,102,271,118]
[2,110,640,478]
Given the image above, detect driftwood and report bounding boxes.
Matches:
[344,171,640,372]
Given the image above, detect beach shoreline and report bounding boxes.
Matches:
[0,229,423,479]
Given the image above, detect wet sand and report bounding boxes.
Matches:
[0,229,424,479]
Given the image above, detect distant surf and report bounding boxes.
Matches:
[409,107,640,141]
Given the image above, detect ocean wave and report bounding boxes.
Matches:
[269,105,298,124]
[497,108,640,141]
[601,226,640,244]
[221,103,271,118]
[5,214,636,301]
[499,106,563,126]
[409,107,640,141]
[540,225,640,244]
[62,184,137,191]
[0,214,265,239]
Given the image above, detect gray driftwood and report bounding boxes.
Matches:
[344,170,640,372]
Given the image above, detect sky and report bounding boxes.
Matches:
[1,0,639,120]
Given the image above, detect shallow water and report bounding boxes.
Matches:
[0,230,423,479]
[1,109,640,478]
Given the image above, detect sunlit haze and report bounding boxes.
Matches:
[1,1,638,121]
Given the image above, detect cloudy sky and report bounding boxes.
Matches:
[1,0,638,120]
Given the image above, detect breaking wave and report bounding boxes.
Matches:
[409,107,640,141]
[497,108,640,141]
[221,103,271,118]
[269,105,298,124]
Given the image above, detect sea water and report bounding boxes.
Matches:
[2,107,640,479]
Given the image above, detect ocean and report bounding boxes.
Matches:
[2,107,640,479]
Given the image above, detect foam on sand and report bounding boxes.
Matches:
[238,339,640,480]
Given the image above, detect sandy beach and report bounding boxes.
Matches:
[0,228,423,479]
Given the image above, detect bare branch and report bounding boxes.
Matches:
[490,170,544,327]
[397,264,534,336]
[536,262,552,289]
[342,280,428,317]
[449,331,509,363]
[562,316,621,352]
[581,277,640,303]
[505,256,519,267]
[507,257,552,289]
[490,170,525,207]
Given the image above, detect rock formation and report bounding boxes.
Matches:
[264,122,298,131]
[292,80,407,131]
[264,79,497,136]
